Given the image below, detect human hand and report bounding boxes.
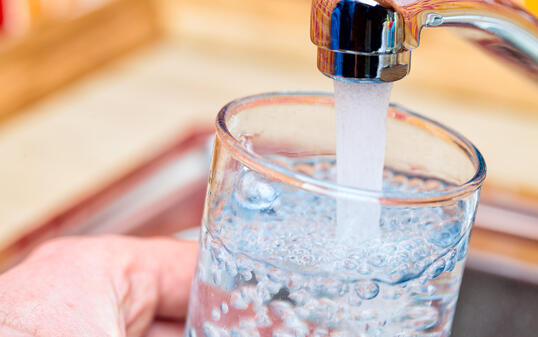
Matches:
[0,235,198,337]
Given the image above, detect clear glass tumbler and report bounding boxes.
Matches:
[185,92,486,337]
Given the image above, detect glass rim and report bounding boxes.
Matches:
[216,91,486,206]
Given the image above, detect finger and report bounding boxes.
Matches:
[123,237,199,320]
[144,321,185,337]
[18,235,199,335]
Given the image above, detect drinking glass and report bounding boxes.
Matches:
[185,92,486,337]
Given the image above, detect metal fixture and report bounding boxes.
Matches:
[311,0,538,82]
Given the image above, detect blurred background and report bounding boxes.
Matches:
[0,0,536,335]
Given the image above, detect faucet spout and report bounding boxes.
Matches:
[311,0,538,82]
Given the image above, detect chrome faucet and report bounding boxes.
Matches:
[311,0,538,82]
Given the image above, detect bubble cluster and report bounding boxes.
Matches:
[203,322,222,337]
[187,159,477,337]
[220,302,229,314]
[187,328,197,337]
[208,164,472,286]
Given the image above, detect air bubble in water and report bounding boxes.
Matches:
[220,302,229,314]
[255,282,271,304]
[292,323,309,337]
[384,287,403,300]
[357,262,371,275]
[225,261,238,277]
[354,280,380,300]
[286,249,315,267]
[318,279,341,297]
[272,330,294,337]
[233,171,279,211]
[242,286,263,307]
[313,328,329,337]
[426,285,438,296]
[238,319,259,337]
[457,235,469,261]
[229,329,241,337]
[429,259,446,279]
[203,322,220,337]
[428,219,461,248]
[347,292,363,306]
[270,300,294,319]
[211,271,221,286]
[239,270,252,281]
[289,289,310,305]
[343,258,357,270]
[368,253,387,267]
[287,274,303,291]
[236,256,253,272]
[362,308,379,321]
[260,279,282,295]
[403,306,440,330]
[255,307,272,327]
[188,328,197,337]
[267,268,287,284]
[211,308,221,321]
[444,248,458,272]
[230,291,249,310]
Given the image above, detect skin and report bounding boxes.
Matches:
[0,235,199,337]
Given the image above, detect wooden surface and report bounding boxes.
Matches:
[0,0,536,268]
[0,0,160,122]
